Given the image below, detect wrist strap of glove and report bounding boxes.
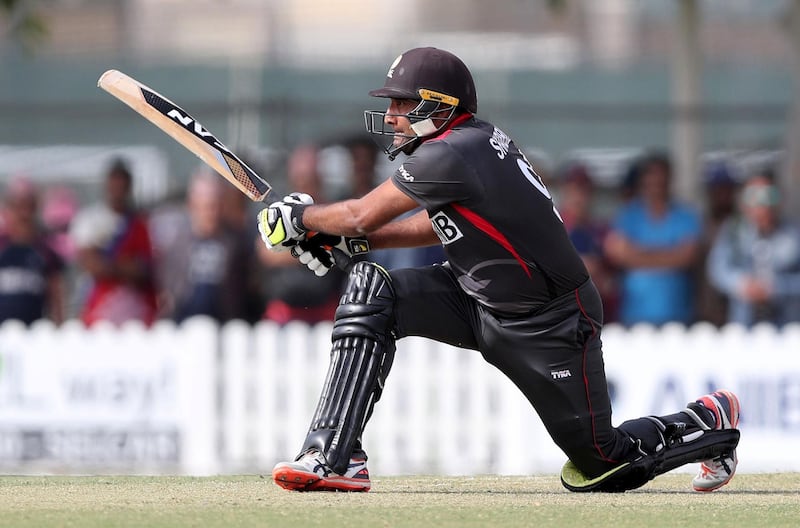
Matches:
[289,203,308,232]
[343,237,370,256]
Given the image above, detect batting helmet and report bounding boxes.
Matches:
[364,48,477,159]
[368,47,477,114]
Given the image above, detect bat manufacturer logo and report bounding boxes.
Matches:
[141,89,230,153]
[166,109,228,151]
[168,109,212,137]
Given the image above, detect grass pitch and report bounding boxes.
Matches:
[0,473,797,528]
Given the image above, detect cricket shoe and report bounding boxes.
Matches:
[272,449,370,492]
[686,390,741,492]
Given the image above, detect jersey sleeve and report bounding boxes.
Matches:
[391,140,481,210]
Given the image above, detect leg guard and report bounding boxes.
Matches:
[298,261,396,474]
[561,423,740,493]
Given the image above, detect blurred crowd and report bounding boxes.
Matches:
[555,150,800,328]
[0,135,443,328]
[2,141,799,330]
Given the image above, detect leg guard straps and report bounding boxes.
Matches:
[561,428,740,493]
[299,261,396,474]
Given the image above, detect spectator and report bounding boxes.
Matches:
[0,177,66,325]
[153,170,254,323]
[41,185,79,264]
[257,144,346,324]
[695,161,739,326]
[604,151,702,326]
[220,180,264,323]
[618,157,642,204]
[557,162,619,322]
[707,170,800,326]
[344,134,380,199]
[69,159,158,326]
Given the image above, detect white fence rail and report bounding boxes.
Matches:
[1,318,798,475]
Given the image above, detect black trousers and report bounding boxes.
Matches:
[390,264,637,477]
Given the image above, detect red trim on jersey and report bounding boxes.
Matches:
[451,203,531,279]
[429,112,473,142]
[575,288,618,464]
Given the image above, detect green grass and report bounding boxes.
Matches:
[0,473,797,528]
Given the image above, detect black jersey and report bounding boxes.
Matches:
[392,115,589,314]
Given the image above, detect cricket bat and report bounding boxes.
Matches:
[97,69,272,202]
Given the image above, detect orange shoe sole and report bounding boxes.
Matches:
[272,465,370,492]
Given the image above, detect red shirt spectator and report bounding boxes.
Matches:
[70,159,158,326]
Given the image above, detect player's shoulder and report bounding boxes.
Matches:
[441,115,494,142]
[415,117,493,156]
[408,133,464,166]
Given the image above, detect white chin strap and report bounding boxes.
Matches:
[410,118,439,137]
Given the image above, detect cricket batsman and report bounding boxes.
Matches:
[257,47,741,493]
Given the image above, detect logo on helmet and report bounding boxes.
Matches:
[418,89,459,107]
[387,54,403,79]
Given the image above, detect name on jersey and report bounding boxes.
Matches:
[431,211,463,245]
[489,127,511,159]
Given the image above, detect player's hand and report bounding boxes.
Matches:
[291,233,370,276]
[257,192,313,251]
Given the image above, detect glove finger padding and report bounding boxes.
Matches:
[291,232,371,275]
[307,233,370,267]
[293,239,335,277]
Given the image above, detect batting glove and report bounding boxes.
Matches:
[291,233,370,276]
[257,192,313,251]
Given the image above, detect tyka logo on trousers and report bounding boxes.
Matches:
[551,369,572,380]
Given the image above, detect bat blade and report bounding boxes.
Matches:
[98,69,271,202]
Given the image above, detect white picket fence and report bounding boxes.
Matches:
[218,320,800,476]
[1,318,799,475]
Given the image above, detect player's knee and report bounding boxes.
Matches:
[333,261,396,343]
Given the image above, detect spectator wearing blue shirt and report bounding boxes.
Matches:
[605,152,702,326]
[695,161,740,326]
[707,170,800,326]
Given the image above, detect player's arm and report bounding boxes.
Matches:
[367,209,439,249]
[301,178,419,237]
